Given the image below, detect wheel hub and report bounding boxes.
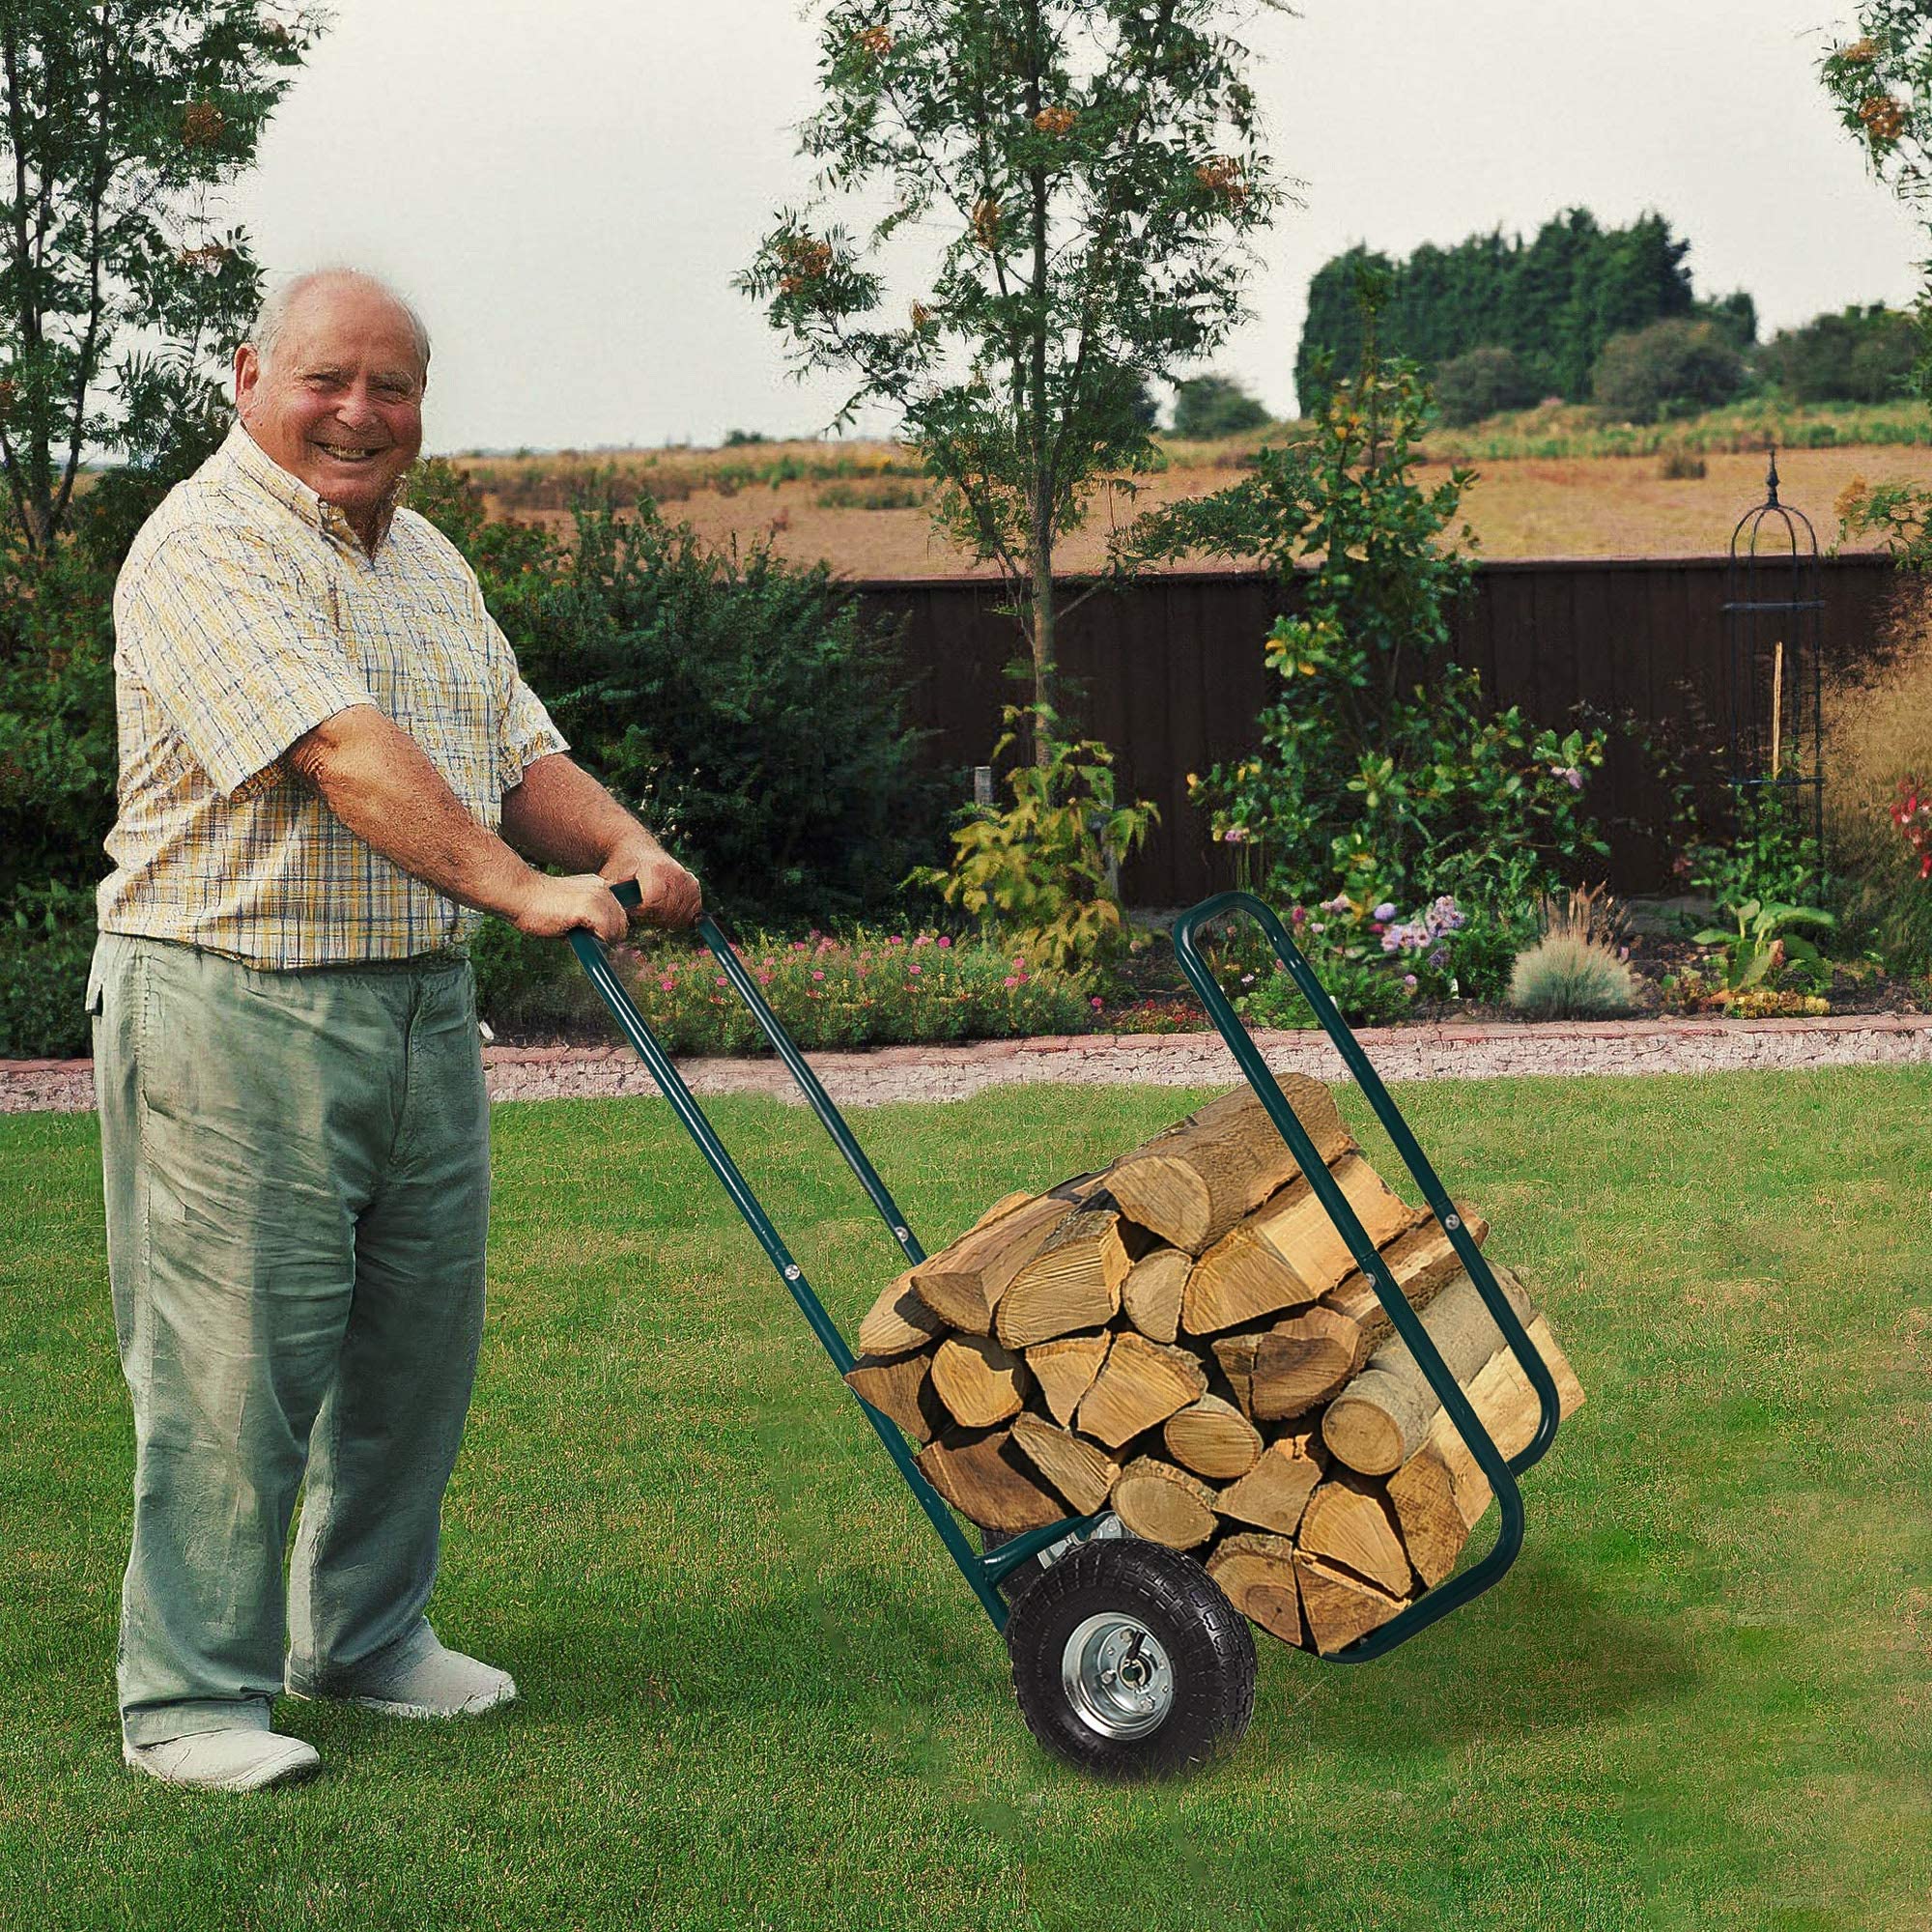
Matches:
[1061,1613,1175,1741]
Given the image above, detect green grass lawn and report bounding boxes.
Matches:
[5,1066,1932,1931]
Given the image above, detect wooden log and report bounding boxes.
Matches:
[1112,1457,1220,1549]
[843,1348,945,1444]
[907,1193,1071,1335]
[965,1189,1037,1234]
[1183,1153,1412,1334]
[1206,1532,1305,1646]
[1386,1314,1586,1586]
[994,1205,1132,1349]
[1103,1080,1352,1254]
[916,1428,1065,1533]
[1024,1332,1110,1428]
[1296,1551,1406,1655]
[857,1269,947,1359]
[1215,1431,1325,1536]
[1075,1333,1209,1448]
[1321,1264,1537,1476]
[930,1333,1029,1429]
[1320,1205,1489,1350]
[1213,1306,1362,1423]
[1120,1248,1190,1345]
[1009,1413,1122,1517]
[1297,1472,1414,1597]
[1162,1393,1263,1481]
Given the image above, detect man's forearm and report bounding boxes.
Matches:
[499,752,658,872]
[288,705,539,920]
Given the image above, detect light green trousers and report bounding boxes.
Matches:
[90,932,491,1747]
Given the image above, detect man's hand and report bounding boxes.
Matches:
[511,872,628,943]
[603,838,702,929]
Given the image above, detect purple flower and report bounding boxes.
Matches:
[1549,763,1583,790]
[1373,902,1396,923]
[1429,948,1448,971]
[1403,974,1418,991]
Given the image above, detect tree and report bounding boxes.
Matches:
[1171,371,1268,439]
[1761,303,1919,404]
[739,0,1290,762]
[1434,345,1537,427]
[0,0,321,552]
[1591,318,1745,423]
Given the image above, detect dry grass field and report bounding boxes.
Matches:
[448,403,1931,578]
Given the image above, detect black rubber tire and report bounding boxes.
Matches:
[1005,1539,1257,1779]
[980,1525,1049,1605]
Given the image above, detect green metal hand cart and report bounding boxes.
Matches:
[571,888,1563,1779]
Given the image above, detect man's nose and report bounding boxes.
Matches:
[333,384,384,429]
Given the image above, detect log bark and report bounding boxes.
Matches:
[916,1428,1064,1532]
[1111,1457,1220,1549]
[1024,1332,1110,1428]
[1213,1306,1363,1423]
[843,1348,946,1443]
[1321,1264,1537,1476]
[1320,1206,1489,1350]
[1385,1314,1585,1586]
[907,1194,1071,1334]
[1295,1551,1406,1655]
[1075,1332,1209,1448]
[1297,1472,1414,1598]
[857,1269,947,1359]
[1206,1532,1305,1646]
[1009,1413,1122,1517]
[1103,1080,1351,1254]
[1162,1393,1263,1481]
[994,1205,1133,1348]
[1215,1431,1325,1537]
[1120,1248,1190,1345]
[930,1333,1029,1429]
[1183,1153,1412,1334]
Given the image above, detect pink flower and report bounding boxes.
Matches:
[659,978,675,992]
[909,963,923,976]
[716,976,727,987]
[812,970,825,980]
[1003,975,1019,987]
[890,934,905,946]
[756,970,774,984]
[913,933,932,948]
[1012,956,1026,970]
[936,935,952,949]
[1091,996,1104,1009]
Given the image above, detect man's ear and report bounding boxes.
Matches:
[233,343,260,417]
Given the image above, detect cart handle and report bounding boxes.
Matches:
[1172,892,1563,1662]
[567,886,1094,1631]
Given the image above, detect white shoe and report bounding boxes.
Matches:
[124,1728,321,1792]
[288,1636,517,1720]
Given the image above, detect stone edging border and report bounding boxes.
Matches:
[6,1010,1930,1114]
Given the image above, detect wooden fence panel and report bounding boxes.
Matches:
[856,556,1901,903]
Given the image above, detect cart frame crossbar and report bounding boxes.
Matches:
[571,886,1560,1660]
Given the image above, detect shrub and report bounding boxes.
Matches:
[1171,375,1270,440]
[1592,319,1746,422]
[1435,346,1538,427]
[1762,305,1920,405]
[469,918,603,1039]
[814,478,928,510]
[1508,936,1635,1018]
[1660,450,1708,480]
[616,928,1097,1054]
[0,882,97,1058]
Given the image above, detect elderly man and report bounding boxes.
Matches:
[90,268,699,1792]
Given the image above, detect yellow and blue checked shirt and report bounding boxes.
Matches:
[98,425,568,968]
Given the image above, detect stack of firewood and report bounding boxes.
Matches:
[847,1079,1583,1655]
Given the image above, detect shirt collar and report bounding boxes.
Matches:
[219,421,403,555]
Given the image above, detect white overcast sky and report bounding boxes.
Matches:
[233,0,1925,453]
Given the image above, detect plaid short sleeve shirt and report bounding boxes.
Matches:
[97,425,568,967]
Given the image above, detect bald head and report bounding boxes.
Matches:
[234,270,430,549]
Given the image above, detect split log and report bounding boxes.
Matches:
[857,1270,947,1359]
[1075,1333,1209,1448]
[1024,1332,1109,1428]
[1213,1306,1362,1423]
[1321,1265,1537,1476]
[1162,1393,1263,1481]
[1183,1153,1412,1335]
[930,1334,1029,1430]
[1009,1413,1122,1517]
[1206,1533,1305,1646]
[1296,1551,1406,1656]
[1321,1206,1489,1350]
[1112,1457,1219,1549]
[1103,1081,1352,1254]
[843,1348,946,1443]
[1297,1472,1414,1598]
[916,1428,1064,1533]
[908,1194,1070,1335]
[1215,1431,1325,1537]
[1386,1315,1585,1586]
[965,1189,1037,1234]
[994,1205,1133,1349]
[1120,1248,1190,1345]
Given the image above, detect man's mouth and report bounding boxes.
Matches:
[314,442,386,464]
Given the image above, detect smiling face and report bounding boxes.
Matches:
[234,275,426,546]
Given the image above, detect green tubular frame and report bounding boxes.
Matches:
[570,886,1097,1634]
[1172,892,1561,1660]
